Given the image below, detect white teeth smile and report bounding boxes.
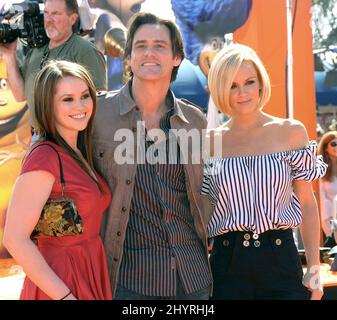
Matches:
[143,63,158,66]
[0,115,15,125]
[70,113,86,119]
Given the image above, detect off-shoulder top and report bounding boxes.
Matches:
[201,141,328,237]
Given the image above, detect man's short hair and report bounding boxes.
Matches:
[44,0,79,15]
[124,12,185,82]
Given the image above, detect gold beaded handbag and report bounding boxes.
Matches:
[30,143,84,239]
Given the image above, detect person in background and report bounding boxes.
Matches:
[203,43,327,300]
[3,60,112,300]
[93,12,212,299]
[0,0,107,107]
[318,131,337,242]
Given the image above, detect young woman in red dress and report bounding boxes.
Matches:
[4,60,112,300]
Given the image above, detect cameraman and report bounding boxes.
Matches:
[0,0,107,105]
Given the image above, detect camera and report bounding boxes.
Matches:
[0,0,48,48]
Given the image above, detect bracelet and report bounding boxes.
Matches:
[60,290,72,300]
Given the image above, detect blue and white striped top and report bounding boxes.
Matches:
[201,141,328,237]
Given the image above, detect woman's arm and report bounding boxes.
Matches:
[285,120,323,299]
[294,179,323,300]
[3,170,76,300]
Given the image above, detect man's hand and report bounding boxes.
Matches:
[0,39,18,59]
[0,39,26,102]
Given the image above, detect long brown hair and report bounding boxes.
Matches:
[31,60,103,192]
[318,130,337,182]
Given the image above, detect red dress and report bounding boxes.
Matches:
[19,142,112,300]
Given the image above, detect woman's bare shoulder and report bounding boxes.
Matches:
[266,116,309,149]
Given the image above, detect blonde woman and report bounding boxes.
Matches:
[203,44,327,300]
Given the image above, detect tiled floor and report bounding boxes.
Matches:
[0,259,25,300]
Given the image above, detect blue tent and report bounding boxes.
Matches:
[170,59,209,111]
[315,71,337,106]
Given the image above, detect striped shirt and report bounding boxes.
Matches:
[201,141,328,237]
[118,105,212,296]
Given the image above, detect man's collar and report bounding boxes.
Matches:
[48,33,74,50]
[119,81,189,123]
[119,82,138,115]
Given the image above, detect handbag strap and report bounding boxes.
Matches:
[28,143,66,196]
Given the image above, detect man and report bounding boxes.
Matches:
[93,12,213,299]
[0,0,106,107]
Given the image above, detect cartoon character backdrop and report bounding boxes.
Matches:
[0,60,30,258]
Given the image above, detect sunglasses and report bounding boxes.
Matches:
[330,141,337,147]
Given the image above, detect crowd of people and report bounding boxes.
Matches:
[0,0,335,300]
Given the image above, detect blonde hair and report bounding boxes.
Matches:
[208,43,271,115]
